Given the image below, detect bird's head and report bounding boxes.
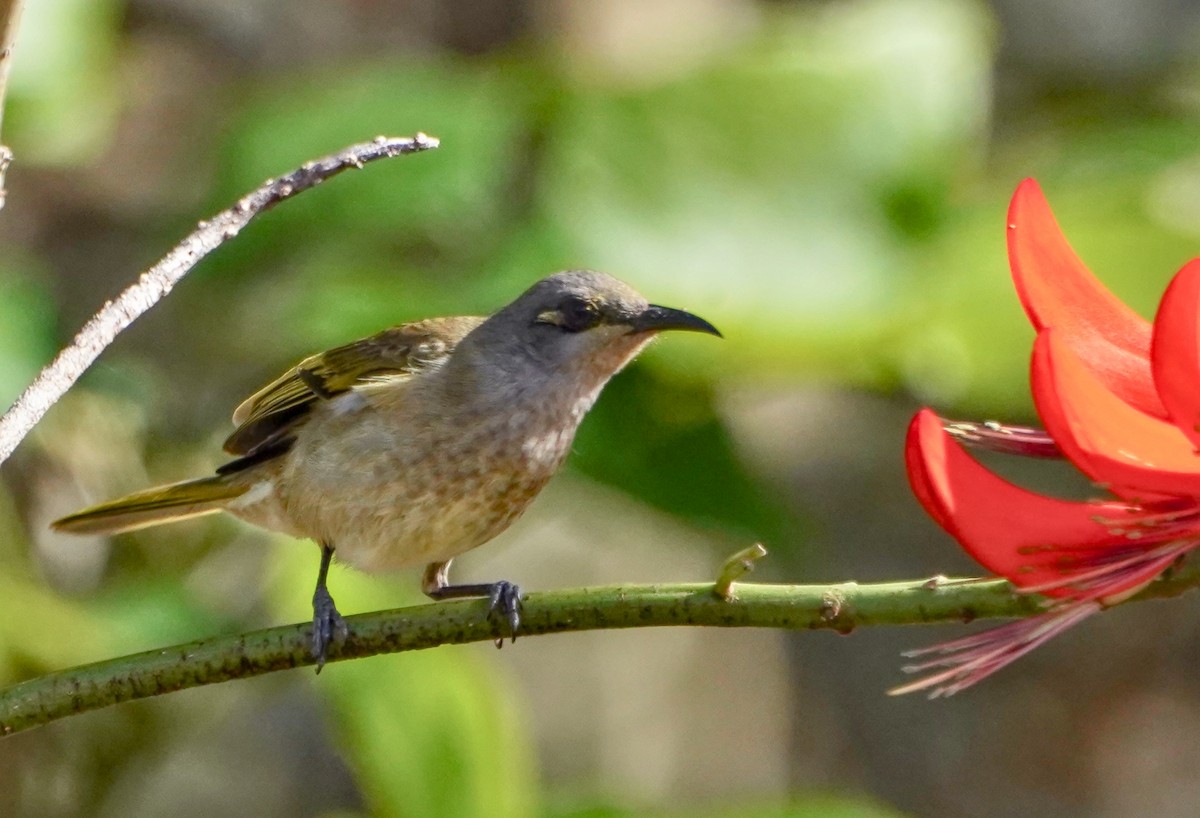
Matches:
[494,270,720,374]
[440,270,719,429]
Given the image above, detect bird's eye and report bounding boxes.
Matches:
[558,298,602,333]
[540,296,600,331]
[533,297,604,332]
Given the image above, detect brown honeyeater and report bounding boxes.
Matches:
[54,270,721,667]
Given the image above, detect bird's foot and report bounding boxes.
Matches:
[426,579,523,646]
[485,580,523,646]
[311,585,349,672]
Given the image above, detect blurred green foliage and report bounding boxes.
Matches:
[0,256,57,408]
[548,795,906,818]
[5,0,121,161]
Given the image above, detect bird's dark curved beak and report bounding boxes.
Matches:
[629,305,722,338]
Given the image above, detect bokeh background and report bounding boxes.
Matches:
[3,0,1200,815]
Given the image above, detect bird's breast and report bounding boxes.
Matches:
[269,380,585,573]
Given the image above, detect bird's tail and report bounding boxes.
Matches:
[52,474,250,535]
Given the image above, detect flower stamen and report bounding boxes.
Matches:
[889,602,1101,698]
[941,418,1062,459]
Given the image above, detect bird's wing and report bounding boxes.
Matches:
[222,316,485,458]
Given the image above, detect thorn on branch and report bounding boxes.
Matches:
[713,543,768,600]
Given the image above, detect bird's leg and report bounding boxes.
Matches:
[421,559,523,645]
[311,543,348,672]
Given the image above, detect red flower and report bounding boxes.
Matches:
[894,180,1200,697]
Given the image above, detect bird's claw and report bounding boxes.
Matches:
[423,573,524,647]
[486,581,523,646]
[311,586,348,672]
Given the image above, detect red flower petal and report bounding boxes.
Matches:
[906,409,1139,597]
[1008,179,1164,417]
[1031,331,1200,500]
[1152,260,1200,450]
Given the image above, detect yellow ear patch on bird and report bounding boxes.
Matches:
[538,298,604,330]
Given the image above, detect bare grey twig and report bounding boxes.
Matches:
[0,133,439,465]
[0,0,25,209]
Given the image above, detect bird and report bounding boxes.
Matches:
[53,270,721,668]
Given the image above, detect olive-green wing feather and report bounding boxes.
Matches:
[223,316,485,457]
[52,475,247,535]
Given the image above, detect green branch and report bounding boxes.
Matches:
[4,559,1199,737]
